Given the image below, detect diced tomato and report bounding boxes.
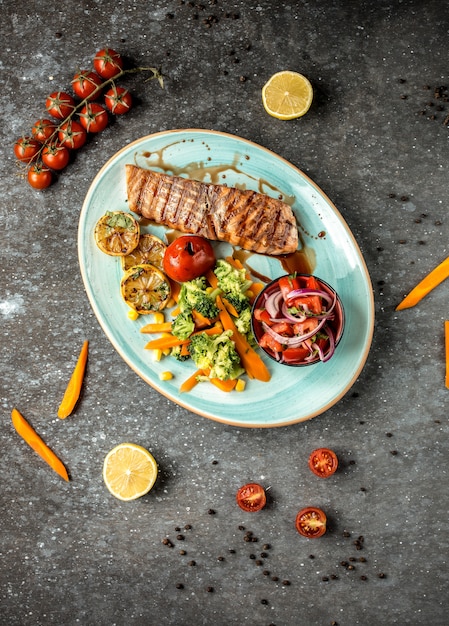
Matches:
[271,322,294,336]
[259,332,283,353]
[278,275,300,300]
[253,308,272,324]
[293,318,319,336]
[292,294,322,315]
[282,346,309,363]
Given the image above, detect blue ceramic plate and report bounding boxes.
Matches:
[78,129,374,428]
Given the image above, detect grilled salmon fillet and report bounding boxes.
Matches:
[125,164,298,256]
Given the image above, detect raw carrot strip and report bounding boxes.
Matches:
[210,377,238,392]
[192,309,212,328]
[445,321,449,389]
[180,343,190,357]
[140,322,173,334]
[145,325,222,350]
[57,340,88,419]
[11,408,70,481]
[222,297,239,318]
[216,296,271,382]
[179,369,204,393]
[396,256,449,310]
[225,255,244,270]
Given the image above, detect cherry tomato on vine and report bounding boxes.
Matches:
[295,507,327,538]
[104,85,132,114]
[79,103,109,133]
[27,163,52,189]
[163,236,216,282]
[42,144,70,170]
[45,91,76,119]
[32,119,57,143]
[93,48,123,79]
[236,483,267,513]
[14,137,41,163]
[71,70,103,100]
[308,448,339,478]
[58,120,87,150]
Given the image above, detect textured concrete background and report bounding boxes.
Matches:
[1,1,448,625]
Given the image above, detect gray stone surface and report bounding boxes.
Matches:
[1,1,448,624]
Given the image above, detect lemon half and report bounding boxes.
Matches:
[262,70,313,120]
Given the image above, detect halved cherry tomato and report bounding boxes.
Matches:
[45,91,76,119]
[27,163,52,189]
[71,70,103,100]
[104,85,132,114]
[32,119,57,143]
[236,483,266,512]
[79,103,109,133]
[163,235,215,282]
[58,120,87,150]
[13,137,41,163]
[42,144,70,170]
[93,47,124,79]
[295,507,327,538]
[308,448,338,478]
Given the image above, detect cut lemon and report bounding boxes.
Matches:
[94,211,140,256]
[103,443,158,501]
[122,233,166,271]
[262,71,313,120]
[121,263,171,313]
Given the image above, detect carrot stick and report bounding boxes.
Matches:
[206,269,219,289]
[179,369,204,393]
[210,377,238,392]
[192,309,212,328]
[169,279,181,302]
[57,340,88,419]
[145,325,222,350]
[140,322,173,334]
[11,408,70,481]
[222,297,239,318]
[396,256,449,310]
[180,343,190,357]
[445,321,449,389]
[216,296,271,382]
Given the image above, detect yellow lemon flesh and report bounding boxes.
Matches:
[94,211,140,256]
[122,233,166,272]
[262,70,313,120]
[103,443,158,501]
[120,263,171,314]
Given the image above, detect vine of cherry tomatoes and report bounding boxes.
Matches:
[14,47,163,190]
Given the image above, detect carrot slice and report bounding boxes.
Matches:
[445,321,449,389]
[205,269,219,289]
[216,296,271,382]
[192,309,212,328]
[11,408,69,481]
[57,340,89,419]
[396,256,449,310]
[222,297,240,318]
[140,322,173,334]
[210,377,238,392]
[179,369,204,393]
[145,325,222,350]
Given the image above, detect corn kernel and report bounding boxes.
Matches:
[246,290,254,299]
[153,311,165,324]
[127,309,139,321]
[152,349,163,362]
[159,371,173,381]
[235,379,246,392]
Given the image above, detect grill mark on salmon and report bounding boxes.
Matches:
[126,164,298,255]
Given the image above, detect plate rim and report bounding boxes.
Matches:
[78,128,375,428]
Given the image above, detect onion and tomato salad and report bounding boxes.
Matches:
[251,274,344,366]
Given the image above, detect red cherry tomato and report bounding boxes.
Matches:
[13,137,41,163]
[42,144,70,170]
[93,47,124,79]
[32,119,57,143]
[236,483,266,512]
[104,85,132,114]
[58,120,87,150]
[27,164,52,189]
[163,236,215,282]
[79,103,109,133]
[295,507,327,538]
[308,448,338,478]
[71,70,103,100]
[45,91,76,119]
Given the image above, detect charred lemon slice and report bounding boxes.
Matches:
[121,264,171,313]
[94,211,140,256]
[121,233,166,271]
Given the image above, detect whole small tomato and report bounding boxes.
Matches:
[104,85,132,114]
[32,119,57,143]
[27,163,52,189]
[14,136,41,163]
[236,483,266,513]
[93,47,124,79]
[58,120,87,149]
[163,236,216,282]
[45,91,76,119]
[295,507,327,538]
[71,70,103,101]
[42,144,70,170]
[308,448,338,478]
[79,103,109,133]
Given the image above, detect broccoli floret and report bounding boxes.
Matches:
[170,345,190,362]
[178,276,220,319]
[188,330,245,381]
[214,259,252,311]
[171,311,195,340]
[234,306,252,337]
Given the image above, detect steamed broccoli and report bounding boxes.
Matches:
[188,330,245,381]
[171,311,195,340]
[178,276,220,319]
[214,259,252,314]
[170,344,190,362]
[234,307,252,338]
